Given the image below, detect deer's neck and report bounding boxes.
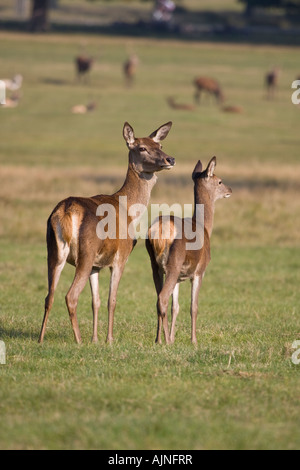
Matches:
[193,185,215,238]
[115,163,157,208]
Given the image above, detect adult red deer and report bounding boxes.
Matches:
[75,55,94,82]
[146,157,232,345]
[194,77,224,105]
[123,54,139,87]
[265,67,280,99]
[38,122,175,344]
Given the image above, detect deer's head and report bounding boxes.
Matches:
[123,122,175,174]
[192,157,232,201]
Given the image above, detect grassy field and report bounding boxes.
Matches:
[0,29,300,450]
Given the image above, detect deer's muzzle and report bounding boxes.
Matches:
[224,187,232,198]
[161,157,175,169]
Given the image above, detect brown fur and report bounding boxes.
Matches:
[265,67,280,99]
[222,105,243,113]
[167,97,196,111]
[194,77,224,105]
[123,54,139,86]
[38,122,175,344]
[75,55,94,82]
[146,157,232,344]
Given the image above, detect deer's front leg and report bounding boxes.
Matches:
[157,274,179,345]
[66,265,93,344]
[106,264,124,344]
[89,268,100,343]
[190,275,202,345]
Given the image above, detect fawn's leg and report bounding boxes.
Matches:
[89,268,100,343]
[170,282,180,343]
[190,275,202,345]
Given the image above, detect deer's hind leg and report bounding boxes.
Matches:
[145,239,164,344]
[170,282,180,344]
[89,268,101,343]
[190,275,202,345]
[39,220,69,343]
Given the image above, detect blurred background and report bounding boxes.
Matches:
[1,0,300,40]
[1,0,300,241]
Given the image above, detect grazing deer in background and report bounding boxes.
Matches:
[1,92,20,108]
[265,67,280,99]
[2,74,23,91]
[221,105,243,113]
[194,77,224,105]
[38,122,175,344]
[123,54,139,87]
[75,55,94,82]
[146,157,232,345]
[71,101,97,114]
[167,96,196,111]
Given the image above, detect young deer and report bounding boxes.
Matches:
[146,157,232,345]
[39,122,175,344]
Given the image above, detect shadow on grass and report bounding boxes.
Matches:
[0,324,37,340]
[40,77,71,86]
[0,322,73,343]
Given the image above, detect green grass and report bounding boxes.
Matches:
[0,33,299,167]
[0,30,300,450]
[1,242,300,449]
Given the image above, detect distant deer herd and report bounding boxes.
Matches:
[2,49,295,113]
[71,52,293,115]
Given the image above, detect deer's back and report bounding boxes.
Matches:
[49,195,134,269]
[194,77,220,92]
[148,215,210,281]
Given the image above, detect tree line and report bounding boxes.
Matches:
[29,0,300,32]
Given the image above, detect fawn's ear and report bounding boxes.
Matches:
[149,121,172,143]
[205,156,217,178]
[192,160,203,180]
[123,122,136,148]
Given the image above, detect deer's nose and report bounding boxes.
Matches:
[225,187,232,198]
[166,157,175,166]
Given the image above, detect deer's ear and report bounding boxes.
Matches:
[192,160,203,180]
[205,156,217,178]
[123,122,136,148]
[149,121,172,143]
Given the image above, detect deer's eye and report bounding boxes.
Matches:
[139,147,147,152]
[219,180,222,184]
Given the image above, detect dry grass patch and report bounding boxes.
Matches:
[1,162,299,246]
